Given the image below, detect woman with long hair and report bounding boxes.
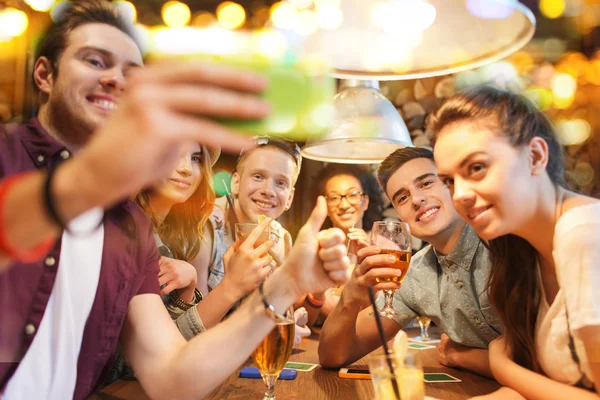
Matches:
[136,143,272,336]
[305,164,384,324]
[429,86,599,399]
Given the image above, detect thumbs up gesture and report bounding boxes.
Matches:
[281,196,350,297]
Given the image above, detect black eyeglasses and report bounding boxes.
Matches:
[238,136,302,173]
[325,191,365,207]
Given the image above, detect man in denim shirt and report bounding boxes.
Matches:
[319,147,502,378]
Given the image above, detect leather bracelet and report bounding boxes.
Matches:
[169,288,203,311]
[306,293,325,308]
[43,161,104,236]
[258,281,289,323]
[0,172,55,262]
[44,161,68,231]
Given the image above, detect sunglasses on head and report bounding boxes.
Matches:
[238,135,302,173]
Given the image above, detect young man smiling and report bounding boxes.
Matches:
[318,147,503,378]
[0,2,350,399]
[206,137,301,301]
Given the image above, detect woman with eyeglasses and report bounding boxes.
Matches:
[304,164,384,325]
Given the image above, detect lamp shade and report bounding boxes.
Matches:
[304,0,535,80]
[301,80,413,164]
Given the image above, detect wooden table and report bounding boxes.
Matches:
[92,328,499,399]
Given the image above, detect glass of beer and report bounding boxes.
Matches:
[371,221,412,319]
[368,352,424,400]
[414,316,434,342]
[252,306,295,399]
[235,223,270,251]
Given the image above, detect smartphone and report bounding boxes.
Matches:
[239,367,297,380]
[148,27,336,141]
[338,368,371,379]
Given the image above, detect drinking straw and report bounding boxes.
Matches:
[221,180,238,224]
[368,286,400,400]
[346,222,356,254]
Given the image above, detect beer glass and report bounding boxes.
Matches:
[414,316,437,342]
[252,307,295,399]
[235,223,270,252]
[368,352,424,400]
[371,221,412,319]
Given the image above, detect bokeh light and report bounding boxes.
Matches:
[556,119,592,145]
[287,0,314,9]
[252,29,288,59]
[522,87,553,110]
[114,1,137,24]
[508,51,534,75]
[572,162,595,186]
[315,3,343,30]
[574,5,597,35]
[25,0,55,12]
[193,12,217,27]
[314,0,341,6]
[370,0,436,35]
[539,0,566,19]
[551,72,577,108]
[0,8,29,38]
[162,1,191,28]
[217,2,246,30]
[270,2,300,30]
[296,10,318,35]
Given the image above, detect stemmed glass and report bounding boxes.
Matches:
[251,307,295,399]
[371,221,412,319]
[413,316,440,342]
[415,316,431,341]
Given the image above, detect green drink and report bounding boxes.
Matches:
[148,27,336,141]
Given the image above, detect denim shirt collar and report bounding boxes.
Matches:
[432,224,480,272]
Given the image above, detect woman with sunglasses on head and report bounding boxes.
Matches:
[305,164,384,325]
[430,86,599,400]
[102,144,273,386]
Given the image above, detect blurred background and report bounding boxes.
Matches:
[0,0,599,239]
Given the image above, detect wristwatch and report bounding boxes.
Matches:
[168,288,203,311]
